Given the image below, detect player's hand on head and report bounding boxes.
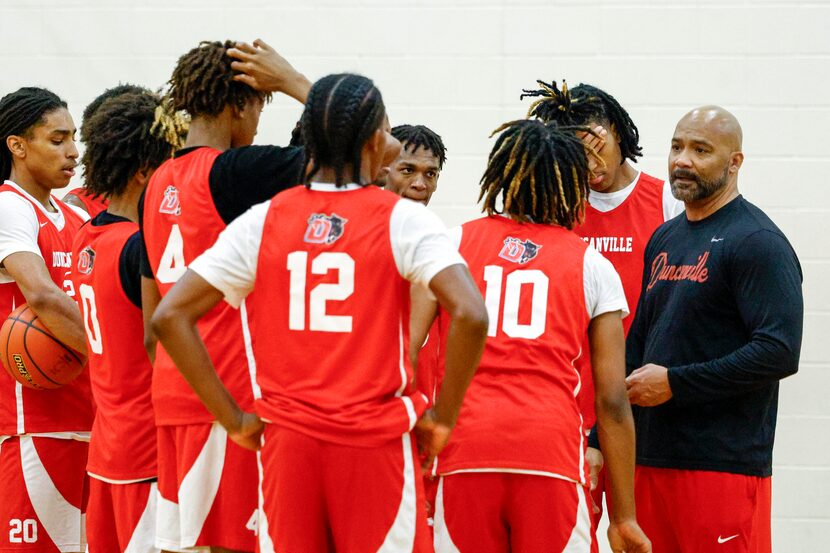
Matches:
[228,39,310,102]
[608,520,652,553]
[579,125,607,154]
[626,363,673,407]
[227,411,265,452]
[413,409,452,470]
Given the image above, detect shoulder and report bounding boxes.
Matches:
[215,144,303,169]
[637,171,665,190]
[0,190,36,220]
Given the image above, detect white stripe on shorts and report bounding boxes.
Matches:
[377,434,417,552]
[19,436,84,553]
[432,477,462,553]
[124,481,160,553]
[178,423,226,547]
[562,483,592,552]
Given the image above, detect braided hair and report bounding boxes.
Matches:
[391,124,447,169]
[81,91,187,199]
[479,119,596,229]
[300,73,386,187]
[168,40,270,117]
[0,87,68,182]
[521,79,643,163]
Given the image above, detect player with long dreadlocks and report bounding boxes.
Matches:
[522,79,683,541]
[139,39,311,552]
[69,89,185,553]
[431,119,651,553]
[62,83,150,217]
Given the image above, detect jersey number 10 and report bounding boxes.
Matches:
[482,266,548,339]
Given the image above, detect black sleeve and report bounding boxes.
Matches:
[137,189,154,279]
[587,424,600,450]
[120,232,144,309]
[209,145,304,224]
[667,229,803,405]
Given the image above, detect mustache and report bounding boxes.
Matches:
[671,169,698,181]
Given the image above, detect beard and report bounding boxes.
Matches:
[669,164,729,202]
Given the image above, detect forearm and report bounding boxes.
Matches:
[668,334,800,405]
[29,289,87,354]
[596,396,637,523]
[152,314,243,432]
[433,309,487,427]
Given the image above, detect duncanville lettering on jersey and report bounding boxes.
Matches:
[582,236,633,253]
[647,251,710,291]
[52,251,72,269]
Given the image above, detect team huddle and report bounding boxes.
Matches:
[0,38,803,553]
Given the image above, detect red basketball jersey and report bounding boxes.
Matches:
[66,187,108,218]
[142,148,255,425]
[573,172,665,428]
[71,219,156,481]
[0,184,93,435]
[249,186,428,447]
[436,216,591,485]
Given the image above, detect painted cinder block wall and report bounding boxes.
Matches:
[3,0,827,550]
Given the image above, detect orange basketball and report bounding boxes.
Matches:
[0,304,86,390]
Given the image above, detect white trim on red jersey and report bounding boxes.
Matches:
[586,172,684,221]
[190,183,465,308]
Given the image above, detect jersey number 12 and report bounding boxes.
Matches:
[286,251,354,333]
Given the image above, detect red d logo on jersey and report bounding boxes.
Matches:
[159,186,181,216]
[76,246,96,275]
[304,213,348,245]
[498,237,541,264]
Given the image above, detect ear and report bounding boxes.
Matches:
[6,135,26,160]
[134,167,156,188]
[730,151,744,173]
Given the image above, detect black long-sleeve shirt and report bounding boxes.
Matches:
[626,195,803,477]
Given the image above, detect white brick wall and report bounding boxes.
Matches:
[2,0,827,549]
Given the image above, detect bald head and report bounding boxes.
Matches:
[676,105,743,151]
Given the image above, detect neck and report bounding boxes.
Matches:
[8,167,54,211]
[311,164,369,186]
[684,179,739,222]
[606,161,639,193]
[105,181,144,223]
[183,113,234,152]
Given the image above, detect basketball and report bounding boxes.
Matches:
[0,304,86,390]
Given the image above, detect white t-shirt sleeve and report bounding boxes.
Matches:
[0,192,42,267]
[583,246,629,320]
[662,181,685,221]
[389,200,466,288]
[188,201,270,308]
[446,225,463,249]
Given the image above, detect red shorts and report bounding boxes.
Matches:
[155,423,258,552]
[86,477,157,553]
[0,435,88,553]
[258,425,431,553]
[434,472,592,553]
[635,466,771,553]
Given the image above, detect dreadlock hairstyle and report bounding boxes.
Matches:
[520,80,643,163]
[479,119,596,229]
[81,91,187,200]
[0,87,68,182]
[300,73,386,187]
[168,40,270,117]
[391,124,447,169]
[81,83,149,142]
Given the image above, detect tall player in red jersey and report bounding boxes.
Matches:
[70,90,185,552]
[431,119,651,553]
[151,73,489,553]
[0,88,93,553]
[522,79,684,538]
[139,40,312,553]
[63,84,150,217]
